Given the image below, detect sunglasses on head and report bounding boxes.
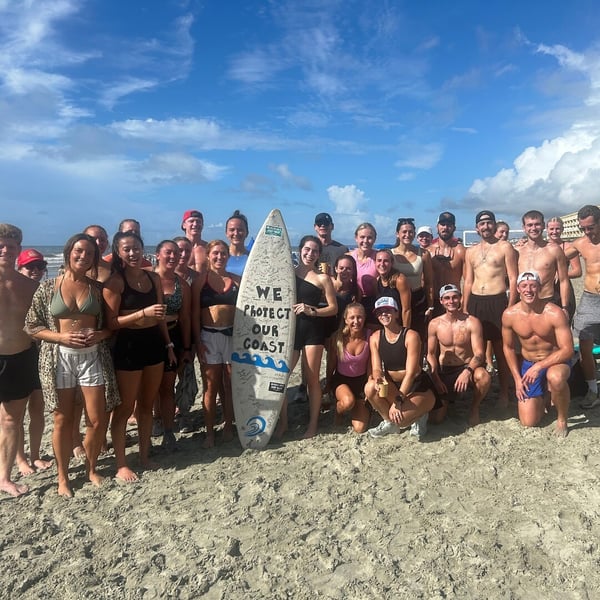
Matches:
[397,218,414,225]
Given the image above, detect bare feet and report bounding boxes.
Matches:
[115,466,139,483]
[33,458,53,470]
[0,480,29,497]
[554,421,569,438]
[73,445,86,459]
[202,434,215,449]
[273,422,287,440]
[302,425,318,439]
[57,482,74,498]
[468,409,481,428]
[17,460,35,477]
[88,472,105,488]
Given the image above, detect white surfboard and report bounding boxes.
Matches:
[231,209,296,449]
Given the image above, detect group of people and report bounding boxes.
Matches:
[1,203,599,498]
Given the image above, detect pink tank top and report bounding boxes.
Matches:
[350,249,377,297]
[337,331,371,377]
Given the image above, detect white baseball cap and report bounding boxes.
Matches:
[517,271,541,285]
[417,226,433,236]
[374,296,399,313]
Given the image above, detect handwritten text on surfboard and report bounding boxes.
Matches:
[242,286,292,353]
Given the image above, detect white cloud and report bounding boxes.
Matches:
[136,153,228,184]
[270,163,312,190]
[467,42,600,218]
[100,78,159,110]
[395,142,443,170]
[327,184,367,215]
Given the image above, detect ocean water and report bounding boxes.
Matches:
[26,246,158,279]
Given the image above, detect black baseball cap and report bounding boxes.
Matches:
[438,211,456,225]
[475,210,496,224]
[314,212,333,226]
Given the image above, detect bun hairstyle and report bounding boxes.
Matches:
[226,209,249,232]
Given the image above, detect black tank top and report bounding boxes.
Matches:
[296,276,322,305]
[379,327,408,371]
[120,271,157,311]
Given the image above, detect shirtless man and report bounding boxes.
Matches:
[84,224,111,282]
[427,284,490,426]
[502,271,573,437]
[0,224,39,496]
[428,211,466,317]
[463,210,518,407]
[565,205,600,407]
[181,210,207,273]
[516,210,570,313]
[104,219,153,269]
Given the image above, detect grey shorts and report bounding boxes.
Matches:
[200,328,233,365]
[573,291,600,344]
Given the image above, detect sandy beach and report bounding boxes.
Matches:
[2,354,600,600]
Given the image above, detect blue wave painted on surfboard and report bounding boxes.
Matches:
[245,416,267,437]
[231,352,290,373]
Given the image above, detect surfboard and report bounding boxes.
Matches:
[231,209,296,449]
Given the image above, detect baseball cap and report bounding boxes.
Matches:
[475,210,496,224]
[439,283,461,299]
[314,212,333,226]
[417,226,433,236]
[181,210,203,230]
[17,249,47,269]
[373,296,399,313]
[517,271,541,285]
[438,212,456,225]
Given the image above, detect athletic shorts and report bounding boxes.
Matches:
[201,327,233,365]
[519,358,571,400]
[573,291,600,344]
[439,364,473,399]
[331,371,368,399]
[56,345,105,389]
[467,292,507,342]
[0,344,40,402]
[390,370,443,410]
[113,326,165,371]
[294,315,325,351]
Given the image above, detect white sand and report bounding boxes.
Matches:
[3,363,600,599]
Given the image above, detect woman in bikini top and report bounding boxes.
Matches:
[25,233,117,497]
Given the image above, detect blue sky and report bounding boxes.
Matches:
[2,0,600,246]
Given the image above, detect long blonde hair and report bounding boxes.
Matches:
[335,302,366,361]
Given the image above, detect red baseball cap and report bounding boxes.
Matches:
[17,249,47,268]
[181,210,203,230]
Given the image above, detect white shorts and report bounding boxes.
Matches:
[200,328,233,365]
[56,345,105,389]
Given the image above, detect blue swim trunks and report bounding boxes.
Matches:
[520,358,571,399]
[520,359,547,399]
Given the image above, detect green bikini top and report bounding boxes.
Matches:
[50,278,102,319]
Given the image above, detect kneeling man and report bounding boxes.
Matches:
[427,284,491,426]
[502,271,573,437]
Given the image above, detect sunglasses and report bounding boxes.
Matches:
[397,218,414,225]
[23,262,47,270]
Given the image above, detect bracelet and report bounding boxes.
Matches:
[561,306,568,310]
[464,366,474,376]
[165,342,175,349]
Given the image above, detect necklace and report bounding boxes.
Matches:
[480,243,491,263]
